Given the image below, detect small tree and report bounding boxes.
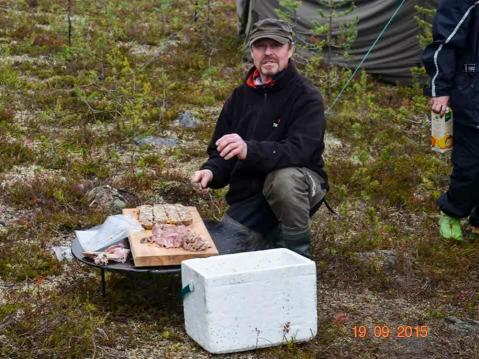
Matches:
[274,0,358,99]
[411,4,436,84]
[275,0,301,25]
[313,0,357,98]
[414,4,435,49]
[193,0,212,41]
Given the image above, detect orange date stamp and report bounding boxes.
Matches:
[353,325,429,339]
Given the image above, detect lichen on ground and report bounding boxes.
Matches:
[0,0,478,358]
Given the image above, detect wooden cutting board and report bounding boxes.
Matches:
[123,207,218,267]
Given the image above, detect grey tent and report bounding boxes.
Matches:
[236,0,437,83]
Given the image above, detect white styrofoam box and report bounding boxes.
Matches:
[181,248,317,354]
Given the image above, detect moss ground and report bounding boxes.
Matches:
[0,1,478,358]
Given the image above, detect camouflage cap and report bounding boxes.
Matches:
[248,18,294,47]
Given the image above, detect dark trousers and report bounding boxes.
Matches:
[438,122,479,220]
[226,167,327,235]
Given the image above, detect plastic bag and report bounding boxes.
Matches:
[79,215,143,251]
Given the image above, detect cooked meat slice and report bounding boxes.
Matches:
[142,203,192,225]
[164,204,182,225]
[148,223,185,248]
[138,205,154,229]
[153,204,168,224]
[182,231,210,252]
[176,204,193,225]
[141,223,210,251]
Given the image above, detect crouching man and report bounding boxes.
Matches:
[191,18,328,257]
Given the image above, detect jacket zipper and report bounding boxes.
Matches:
[257,90,267,134]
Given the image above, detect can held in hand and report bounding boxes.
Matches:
[431,107,453,153]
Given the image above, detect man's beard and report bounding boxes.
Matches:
[260,59,279,76]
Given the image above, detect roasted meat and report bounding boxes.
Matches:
[150,223,185,248]
[138,205,154,229]
[138,203,193,228]
[182,231,210,251]
[141,223,210,251]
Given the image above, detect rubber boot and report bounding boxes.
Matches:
[469,207,479,234]
[469,207,479,227]
[439,213,463,241]
[263,225,281,248]
[279,226,311,258]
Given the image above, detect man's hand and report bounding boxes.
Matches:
[191,169,213,194]
[216,133,247,160]
[430,96,450,116]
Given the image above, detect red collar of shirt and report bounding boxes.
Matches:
[246,68,277,88]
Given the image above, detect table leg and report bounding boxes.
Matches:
[101,268,106,297]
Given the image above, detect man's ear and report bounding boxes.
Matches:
[288,43,295,59]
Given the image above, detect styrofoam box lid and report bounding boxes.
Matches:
[182,248,314,278]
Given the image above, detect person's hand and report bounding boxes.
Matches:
[430,96,450,116]
[191,169,213,194]
[216,133,247,160]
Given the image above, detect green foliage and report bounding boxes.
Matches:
[313,0,358,60]
[313,1,358,98]
[0,288,115,358]
[0,232,61,281]
[279,0,358,100]
[314,319,349,352]
[415,4,436,50]
[275,0,302,23]
[0,142,35,172]
[411,4,435,82]
[6,176,88,212]
[0,107,14,122]
[0,63,22,88]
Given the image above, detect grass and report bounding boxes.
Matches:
[0,0,478,358]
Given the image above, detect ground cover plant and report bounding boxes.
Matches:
[0,0,478,358]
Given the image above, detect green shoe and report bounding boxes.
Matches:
[439,214,463,241]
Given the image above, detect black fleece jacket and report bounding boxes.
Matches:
[201,61,327,205]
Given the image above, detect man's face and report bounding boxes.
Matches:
[250,38,294,79]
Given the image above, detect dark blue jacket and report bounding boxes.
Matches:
[201,62,327,205]
[422,0,479,128]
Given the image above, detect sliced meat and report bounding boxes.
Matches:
[139,205,154,229]
[145,223,185,248]
[141,223,209,251]
[153,204,168,224]
[182,231,210,251]
[176,204,193,225]
[164,204,182,225]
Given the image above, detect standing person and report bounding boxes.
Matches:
[422,0,479,240]
[191,18,328,257]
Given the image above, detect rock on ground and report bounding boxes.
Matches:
[86,185,129,212]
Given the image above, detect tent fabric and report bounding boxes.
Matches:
[236,0,437,83]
